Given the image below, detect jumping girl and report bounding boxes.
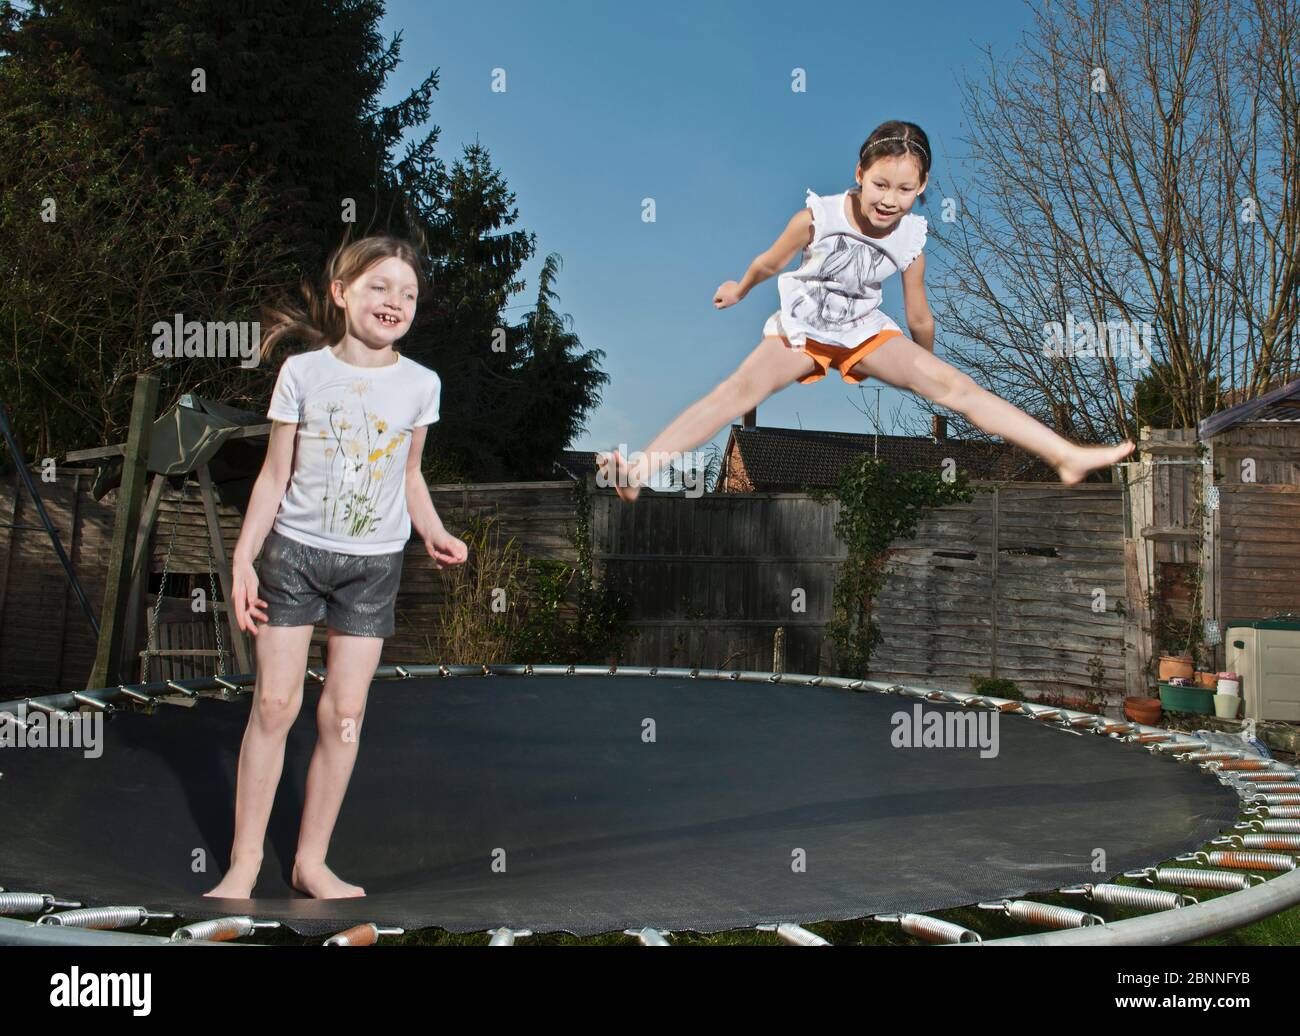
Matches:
[598,120,1134,497]
[206,235,467,901]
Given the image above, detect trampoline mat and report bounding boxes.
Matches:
[0,675,1241,936]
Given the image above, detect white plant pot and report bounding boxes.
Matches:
[1217,678,1240,695]
[1213,693,1240,719]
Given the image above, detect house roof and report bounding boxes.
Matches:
[554,427,1055,491]
[721,424,1055,489]
[1198,376,1300,439]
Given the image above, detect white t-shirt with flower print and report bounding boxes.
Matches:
[266,347,441,555]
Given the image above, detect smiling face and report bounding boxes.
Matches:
[331,255,420,348]
[854,153,927,231]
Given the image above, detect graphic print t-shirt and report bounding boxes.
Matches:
[775,188,928,348]
[266,347,441,555]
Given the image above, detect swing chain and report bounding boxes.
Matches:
[207,527,227,674]
[143,478,186,683]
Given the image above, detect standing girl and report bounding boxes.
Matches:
[206,235,467,901]
[598,120,1134,497]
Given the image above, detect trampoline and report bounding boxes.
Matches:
[0,664,1274,942]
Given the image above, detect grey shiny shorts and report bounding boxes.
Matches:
[257,529,404,638]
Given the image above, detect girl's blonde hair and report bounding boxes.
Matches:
[260,234,428,360]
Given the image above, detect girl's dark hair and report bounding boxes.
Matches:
[260,234,428,361]
[857,120,931,200]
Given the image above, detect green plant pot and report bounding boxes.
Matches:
[1157,682,1215,715]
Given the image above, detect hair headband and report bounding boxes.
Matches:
[865,136,930,162]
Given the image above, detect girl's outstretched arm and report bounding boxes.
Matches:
[404,426,467,569]
[714,208,814,308]
[231,421,297,634]
[900,250,935,352]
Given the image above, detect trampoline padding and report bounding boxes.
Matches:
[0,675,1240,936]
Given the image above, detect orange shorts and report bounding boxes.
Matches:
[791,329,903,385]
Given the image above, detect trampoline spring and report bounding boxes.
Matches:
[1231,833,1300,851]
[37,906,175,929]
[1251,794,1300,806]
[0,892,81,916]
[163,680,197,698]
[1217,759,1272,771]
[1190,751,1245,763]
[1239,785,1300,799]
[1246,818,1300,833]
[623,927,672,946]
[978,899,1103,929]
[1135,866,1261,891]
[1248,806,1300,819]
[1157,742,1206,754]
[1233,772,1299,783]
[323,922,405,946]
[1132,732,1171,743]
[1197,851,1296,873]
[873,912,981,944]
[486,927,533,946]
[1227,777,1298,792]
[1060,883,1191,910]
[71,691,116,712]
[27,701,72,719]
[115,685,156,706]
[757,923,831,946]
[170,916,280,942]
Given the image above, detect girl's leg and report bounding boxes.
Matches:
[598,335,818,500]
[850,336,1134,483]
[204,623,315,898]
[290,629,383,899]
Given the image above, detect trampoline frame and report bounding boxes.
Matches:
[2,663,1297,947]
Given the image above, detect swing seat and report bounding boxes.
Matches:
[142,597,329,678]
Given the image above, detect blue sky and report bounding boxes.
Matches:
[382,0,1036,459]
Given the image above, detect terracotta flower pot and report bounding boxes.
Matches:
[1194,671,1218,689]
[1124,696,1162,725]
[1158,655,1194,681]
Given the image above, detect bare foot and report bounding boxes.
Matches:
[1057,441,1135,485]
[291,860,365,899]
[204,859,261,899]
[596,449,644,502]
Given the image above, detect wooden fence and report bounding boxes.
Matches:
[593,483,1127,703]
[0,468,107,694]
[7,433,1298,709]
